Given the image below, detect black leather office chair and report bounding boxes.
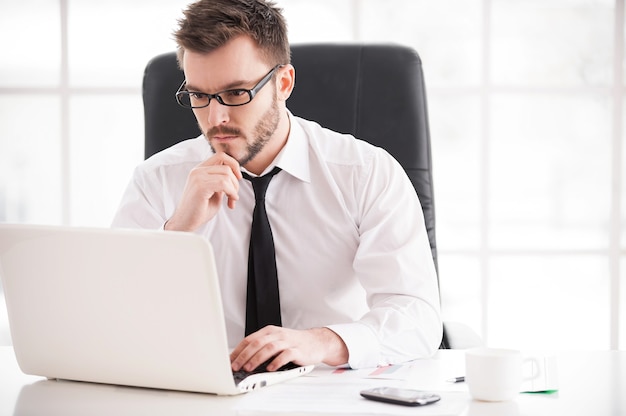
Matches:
[142,43,481,349]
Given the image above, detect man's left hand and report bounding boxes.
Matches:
[230,326,349,372]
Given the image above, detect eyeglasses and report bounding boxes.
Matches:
[175,65,283,109]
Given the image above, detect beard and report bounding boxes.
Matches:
[203,94,280,166]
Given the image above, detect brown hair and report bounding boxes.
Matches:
[174,0,290,68]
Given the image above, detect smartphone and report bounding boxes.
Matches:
[360,387,441,407]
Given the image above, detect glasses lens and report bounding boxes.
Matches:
[218,90,252,106]
[177,92,210,108]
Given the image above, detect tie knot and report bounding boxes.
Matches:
[243,167,282,201]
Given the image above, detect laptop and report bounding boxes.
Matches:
[0,223,313,395]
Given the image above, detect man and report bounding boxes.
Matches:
[112,0,442,372]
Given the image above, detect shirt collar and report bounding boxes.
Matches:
[272,110,311,183]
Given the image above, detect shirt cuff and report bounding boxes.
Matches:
[325,322,382,369]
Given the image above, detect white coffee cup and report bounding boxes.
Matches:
[465,348,538,402]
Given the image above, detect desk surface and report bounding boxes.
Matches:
[1,346,624,416]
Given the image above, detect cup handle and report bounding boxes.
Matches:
[522,357,542,381]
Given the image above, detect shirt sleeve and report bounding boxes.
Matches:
[111,166,168,230]
[327,148,443,369]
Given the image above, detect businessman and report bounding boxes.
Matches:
[112,0,442,372]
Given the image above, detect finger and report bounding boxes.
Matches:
[201,152,243,180]
[230,339,248,369]
[198,164,240,204]
[230,335,261,371]
[231,328,282,371]
[235,340,277,372]
[210,190,224,207]
[222,177,240,208]
[266,350,296,372]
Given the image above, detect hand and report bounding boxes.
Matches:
[165,152,242,232]
[230,326,349,372]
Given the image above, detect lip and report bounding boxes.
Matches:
[212,135,238,142]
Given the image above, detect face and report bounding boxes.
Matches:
[204,88,279,167]
[182,36,294,173]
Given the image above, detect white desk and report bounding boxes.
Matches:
[1,346,624,415]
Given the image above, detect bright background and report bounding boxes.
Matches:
[0,0,624,351]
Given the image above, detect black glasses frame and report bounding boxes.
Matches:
[175,65,283,109]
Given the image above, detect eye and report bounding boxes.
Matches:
[224,89,248,98]
[190,92,206,100]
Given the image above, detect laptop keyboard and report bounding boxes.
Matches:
[232,360,298,385]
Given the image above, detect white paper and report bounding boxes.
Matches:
[235,379,468,415]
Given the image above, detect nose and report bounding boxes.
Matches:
[204,98,230,128]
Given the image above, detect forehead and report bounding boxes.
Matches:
[182,35,268,91]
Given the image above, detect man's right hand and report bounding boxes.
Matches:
[164,152,242,232]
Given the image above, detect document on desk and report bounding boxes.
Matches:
[236,361,468,415]
[235,380,467,415]
[304,358,468,392]
[305,363,415,381]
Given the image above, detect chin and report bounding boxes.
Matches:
[209,141,235,156]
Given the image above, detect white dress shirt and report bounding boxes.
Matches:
[112,112,442,368]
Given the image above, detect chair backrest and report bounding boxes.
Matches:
[143,44,438,274]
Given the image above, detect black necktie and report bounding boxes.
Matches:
[242,167,282,336]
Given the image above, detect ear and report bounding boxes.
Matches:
[276,64,295,101]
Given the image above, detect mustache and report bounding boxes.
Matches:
[205,125,242,137]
